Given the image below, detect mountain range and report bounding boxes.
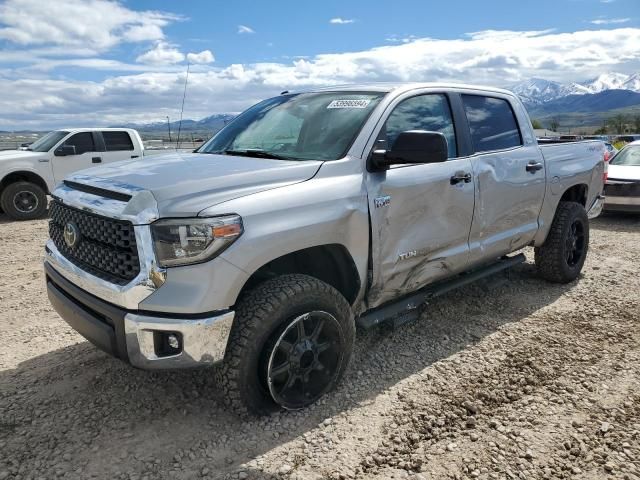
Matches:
[508,72,640,127]
[510,72,640,105]
[115,113,237,136]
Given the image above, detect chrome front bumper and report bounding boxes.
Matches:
[45,260,234,368]
[124,311,234,368]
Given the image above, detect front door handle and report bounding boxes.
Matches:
[131,155,139,158]
[92,157,102,163]
[526,161,543,173]
[450,171,472,185]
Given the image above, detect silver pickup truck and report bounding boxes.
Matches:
[44,83,605,414]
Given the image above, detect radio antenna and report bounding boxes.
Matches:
[176,62,190,149]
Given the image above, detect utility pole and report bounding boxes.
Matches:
[177,63,190,149]
[166,116,172,143]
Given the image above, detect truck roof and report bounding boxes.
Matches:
[56,127,138,133]
[302,82,516,97]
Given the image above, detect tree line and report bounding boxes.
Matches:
[531,114,640,134]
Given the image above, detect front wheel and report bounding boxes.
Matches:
[0,181,48,220]
[217,274,355,415]
[535,201,589,283]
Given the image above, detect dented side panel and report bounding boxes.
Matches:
[366,158,475,308]
[467,144,546,265]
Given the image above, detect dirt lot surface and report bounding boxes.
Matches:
[1,212,639,480]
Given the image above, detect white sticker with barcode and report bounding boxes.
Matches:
[327,99,371,109]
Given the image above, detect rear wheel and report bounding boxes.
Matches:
[217,274,355,415]
[535,201,589,283]
[0,181,47,220]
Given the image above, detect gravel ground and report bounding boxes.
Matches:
[0,212,638,480]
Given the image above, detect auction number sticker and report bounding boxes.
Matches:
[327,99,371,109]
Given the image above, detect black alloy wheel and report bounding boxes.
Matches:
[266,311,344,410]
[565,219,586,267]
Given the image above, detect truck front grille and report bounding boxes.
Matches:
[49,200,140,285]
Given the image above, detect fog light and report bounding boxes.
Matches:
[154,331,182,357]
[167,334,180,350]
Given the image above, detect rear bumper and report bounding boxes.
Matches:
[604,195,640,213]
[45,261,234,369]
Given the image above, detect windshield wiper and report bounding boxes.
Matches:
[223,149,296,160]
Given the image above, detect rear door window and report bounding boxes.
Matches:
[64,132,95,155]
[102,131,134,151]
[462,95,522,153]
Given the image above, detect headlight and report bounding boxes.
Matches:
[151,215,243,267]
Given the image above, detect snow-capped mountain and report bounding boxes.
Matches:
[510,79,589,105]
[584,72,630,93]
[509,72,640,106]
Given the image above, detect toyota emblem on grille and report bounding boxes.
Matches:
[63,222,80,249]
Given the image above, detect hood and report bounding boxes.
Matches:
[0,149,44,161]
[70,152,323,217]
[608,164,640,181]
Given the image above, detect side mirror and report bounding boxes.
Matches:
[54,145,76,156]
[370,131,448,170]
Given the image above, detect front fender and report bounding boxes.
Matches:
[208,170,370,308]
[0,159,55,192]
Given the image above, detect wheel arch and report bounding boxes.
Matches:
[235,244,362,306]
[0,171,50,197]
[559,183,588,206]
[534,182,590,247]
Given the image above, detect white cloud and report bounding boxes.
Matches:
[329,18,355,25]
[0,0,182,51]
[1,27,640,129]
[136,42,185,65]
[386,34,418,44]
[237,25,255,34]
[187,50,215,64]
[590,18,631,25]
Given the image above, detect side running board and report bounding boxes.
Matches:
[357,253,526,330]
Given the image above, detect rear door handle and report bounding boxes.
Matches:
[526,161,543,172]
[92,157,102,163]
[450,171,472,185]
[131,155,139,158]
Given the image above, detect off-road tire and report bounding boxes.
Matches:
[216,274,355,416]
[0,181,47,221]
[535,201,589,283]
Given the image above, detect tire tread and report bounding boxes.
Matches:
[217,274,354,416]
[534,201,589,283]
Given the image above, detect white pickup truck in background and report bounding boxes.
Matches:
[0,128,143,220]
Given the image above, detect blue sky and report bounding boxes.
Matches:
[131,0,640,66]
[0,0,638,129]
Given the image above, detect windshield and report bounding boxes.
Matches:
[199,92,385,161]
[610,146,640,166]
[28,130,69,152]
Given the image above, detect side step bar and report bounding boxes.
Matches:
[356,253,526,330]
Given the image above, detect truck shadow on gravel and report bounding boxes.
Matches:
[1,217,634,479]
[0,210,50,224]
[592,211,640,233]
